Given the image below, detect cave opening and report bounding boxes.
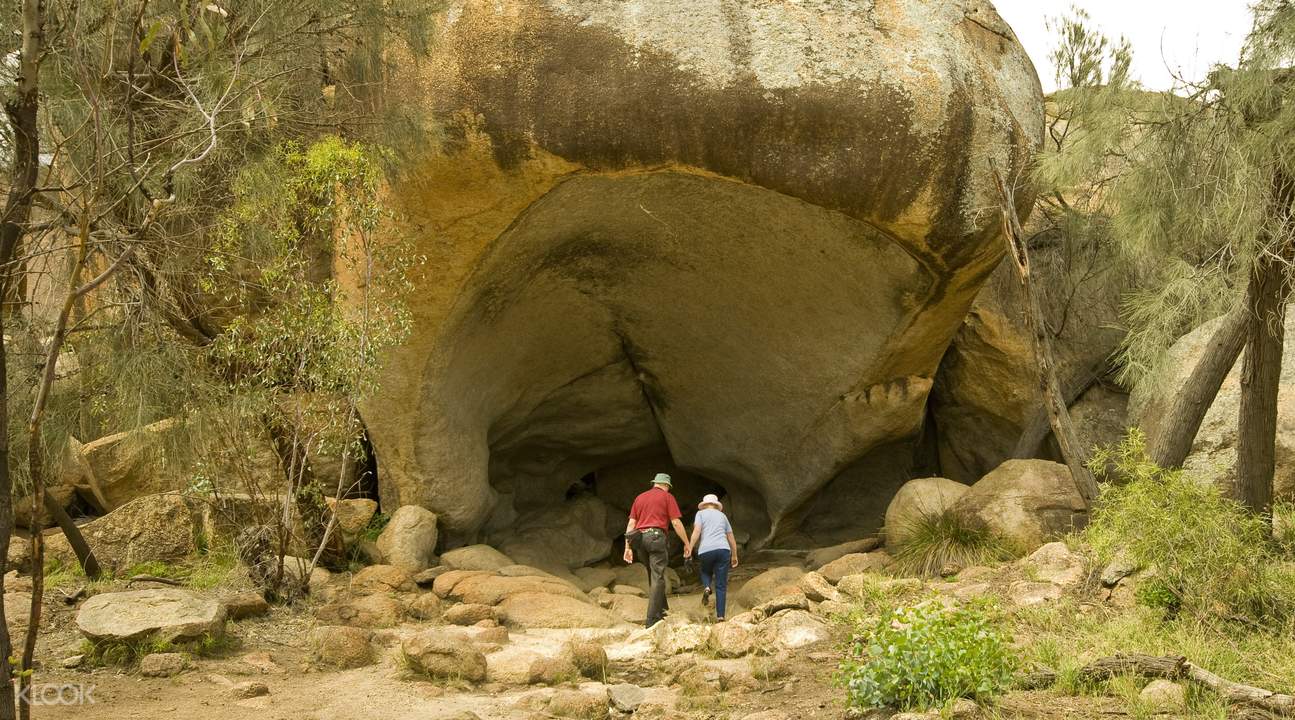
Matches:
[419,170,950,566]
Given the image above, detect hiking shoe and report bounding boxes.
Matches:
[701,586,712,607]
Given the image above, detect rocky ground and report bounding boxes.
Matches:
[15,532,1199,720]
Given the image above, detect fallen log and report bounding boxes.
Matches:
[1019,653,1295,716]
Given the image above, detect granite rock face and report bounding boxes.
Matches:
[361,0,1044,544]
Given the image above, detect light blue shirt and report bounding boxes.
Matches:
[694,508,733,555]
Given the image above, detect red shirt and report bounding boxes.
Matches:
[629,487,681,530]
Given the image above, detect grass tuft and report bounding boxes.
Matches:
[890,510,1013,577]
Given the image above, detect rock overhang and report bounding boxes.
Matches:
[361,0,1044,551]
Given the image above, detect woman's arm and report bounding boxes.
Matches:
[727,531,739,567]
[690,518,703,551]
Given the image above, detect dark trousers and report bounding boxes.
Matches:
[638,528,670,627]
[699,548,731,619]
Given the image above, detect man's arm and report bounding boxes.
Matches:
[622,517,638,564]
[671,517,692,557]
[726,531,739,568]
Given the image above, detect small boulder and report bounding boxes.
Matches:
[528,654,580,685]
[751,593,810,621]
[441,545,513,572]
[653,617,711,654]
[222,592,270,620]
[572,566,617,592]
[1100,554,1139,587]
[76,589,225,643]
[412,566,450,587]
[229,681,270,699]
[403,629,488,682]
[1009,580,1064,606]
[376,505,440,572]
[884,477,970,547]
[444,603,495,626]
[1021,542,1086,588]
[546,689,609,720]
[950,459,1087,552]
[494,592,619,629]
[805,537,881,569]
[316,594,405,629]
[708,618,756,657]
[1139,679,1186,712]
[607,683,645,713]
[309,626,373,668]
[351,564,415,595]
[45,494,196,573]
[755,609,831,650]
[611,584,645,597]
[797,572,841,602]
[835,573,881,600]
[734,566,805,609]
[139,652,188,677]
[819,551,890,584]
[326,498,378,539]
[408,593,444,620]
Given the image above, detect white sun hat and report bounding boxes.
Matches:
[698,493,722,510]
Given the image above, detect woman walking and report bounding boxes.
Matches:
[690,493,739,621]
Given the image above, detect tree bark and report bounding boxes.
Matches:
[1146,305,1249,469]
[1012,363,1101,459]
[992,166,1100,507]
[0,1,46,716]
[1237,172,1295,520]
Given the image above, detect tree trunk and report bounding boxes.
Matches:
[1012,363,1101,459]
[992,166,1100,507]
[1236,172,1295,521]
[1146,305,1249,469]
[0,1,45,716]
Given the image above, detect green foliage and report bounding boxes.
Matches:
[1087,430,1295,622]
[838,600,1016,711]
[360,511,391,543]
[1039,4,1295,391]
[206,136,417,400]
[890,511,1013,577]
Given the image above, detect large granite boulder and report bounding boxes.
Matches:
[361,0,1045,546]
[75,589,226,643]
[950,459,1087,552]
[1131,313,1295,500]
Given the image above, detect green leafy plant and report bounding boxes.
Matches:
[890,510,1014,577]
[1087,430,1295,622]
[838,599,1015,711]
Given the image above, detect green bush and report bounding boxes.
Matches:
[838,599,1015,711]
[1087,430,1295,622]
[890,510,1013,577]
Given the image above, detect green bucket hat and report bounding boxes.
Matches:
[652,472,673,487]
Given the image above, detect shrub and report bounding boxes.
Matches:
[838,599,1015,711]
[1087,430,1295,622]
[890,510,1013,577]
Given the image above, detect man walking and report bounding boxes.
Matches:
[623,473,692,627]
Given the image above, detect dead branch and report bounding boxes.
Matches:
[1021,653,1295,716]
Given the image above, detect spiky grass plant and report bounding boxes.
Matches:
[890,511,1013,578]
